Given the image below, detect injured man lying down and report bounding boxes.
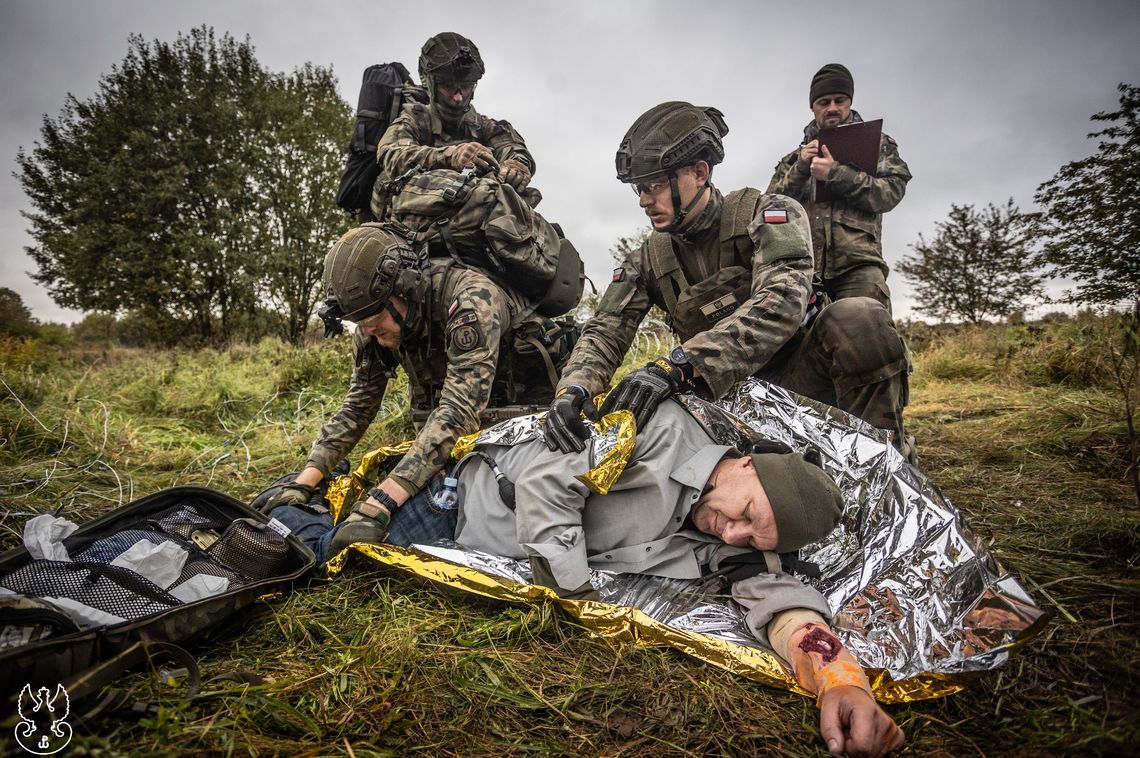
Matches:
[259,398,906,757]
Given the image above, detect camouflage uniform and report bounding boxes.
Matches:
[767,111,911,310]
[559,186,910,443]
[376,101,535,188]
[307,261,567,495]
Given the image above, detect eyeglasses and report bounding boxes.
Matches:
[631,178,671,196]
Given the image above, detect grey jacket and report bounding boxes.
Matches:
[454,400,831,648]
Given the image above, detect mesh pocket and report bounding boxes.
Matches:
[0,560,180,621]
[207,519,289,581]
[152,501,231,541]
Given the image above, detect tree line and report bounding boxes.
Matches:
[10,28,1138,343]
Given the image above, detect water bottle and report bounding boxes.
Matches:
[432,476,459,510]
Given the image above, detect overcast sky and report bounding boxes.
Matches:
[2,0,1138,324]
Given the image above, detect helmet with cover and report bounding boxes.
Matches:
[320,224,430,336]
[615,101,728,183]
[419,32,485,122]
[615,101,729,230]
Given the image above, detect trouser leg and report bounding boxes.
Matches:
[824,265,893,315]
[760,297,911,455]
[267,505,336,566]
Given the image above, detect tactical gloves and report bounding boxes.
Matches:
[327,500,391,557]
[251,481,318,515]
[544,385,599,454]
[446,141,499,173]
[599,350,695,430]
[499,158,532,190]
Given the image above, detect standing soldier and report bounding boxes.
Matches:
[544,102,914,462]
[374,31,536,218]
[254,224,573,552]
[767,64,911,311]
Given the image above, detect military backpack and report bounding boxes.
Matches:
[334,63,428,218]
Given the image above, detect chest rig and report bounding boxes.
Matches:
[648,188,763,342]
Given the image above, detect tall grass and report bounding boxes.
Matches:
[1,318,1137,756]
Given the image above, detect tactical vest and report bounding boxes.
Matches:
[648,188,764,342]
[399,259,577,428]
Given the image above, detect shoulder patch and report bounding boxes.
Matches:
[451,323,482,352]
[450,311,478,327]
[612,267,625,282]
[448,298,460,318]
[762,208,789,224]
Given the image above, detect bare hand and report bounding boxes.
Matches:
[449,142,499,173]
[498,158,532,190]
[810,143,837,181]
[800,139,820,164]
[818,686,905,757]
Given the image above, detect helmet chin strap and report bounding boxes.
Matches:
[661,175,710,233]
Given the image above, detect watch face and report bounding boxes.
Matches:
[669,347,688,365]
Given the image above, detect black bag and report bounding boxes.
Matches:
[335,62,427,216]
[0,486,315,717]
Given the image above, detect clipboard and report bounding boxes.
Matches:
[815,118,882,202]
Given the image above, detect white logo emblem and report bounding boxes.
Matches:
[15,684,72,755]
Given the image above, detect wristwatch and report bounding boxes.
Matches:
[668,347,695,383]
[366,486,399,514]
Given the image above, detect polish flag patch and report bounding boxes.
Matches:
[612,267,625,282]
[763,209,789,224]
[448,299,460,317]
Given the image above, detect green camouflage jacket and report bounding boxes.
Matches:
[306,262,558,496]
[766,111,911,280]
[557,188,813,400]
[377,101,535,182]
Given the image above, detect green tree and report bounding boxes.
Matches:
[16,27,351,345]
[1033,83,1140,306]
[0,288,38,337]
[898,200,1045,323]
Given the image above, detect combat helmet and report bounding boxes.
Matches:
[318,224,430,338]
[615,102,729,230]
[419,32,485,122]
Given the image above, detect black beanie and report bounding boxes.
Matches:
[751,453,844,552]
[810,63,854,105]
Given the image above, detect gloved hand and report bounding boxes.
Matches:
[544,385,600,454]
[599,351,694,429]
[250,481,317,515]
[447,141,499,173]
[498,158,532,190]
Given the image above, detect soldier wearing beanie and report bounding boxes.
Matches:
[769,62,912,313]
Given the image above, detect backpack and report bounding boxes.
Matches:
[387,168,584,316]
[334,63,428,217]
[0,487,315,719]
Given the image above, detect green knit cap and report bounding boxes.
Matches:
[751,453,844,552]
[809,63,854,105]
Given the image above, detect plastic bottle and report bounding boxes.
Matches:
[432,476,459,510]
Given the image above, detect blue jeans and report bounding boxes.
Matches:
[270,476,457,566]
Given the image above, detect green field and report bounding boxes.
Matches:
[1,315,1137,756]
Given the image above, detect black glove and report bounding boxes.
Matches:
[544,385,600,454]
[599,350,695,430]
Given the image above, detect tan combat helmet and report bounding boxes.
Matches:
[318,224,430,337]
[615,101,730,231]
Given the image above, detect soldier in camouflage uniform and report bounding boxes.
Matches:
[256,223,572,550]
[545,102,913,462]
[767,63,911,311]
[373,31,536,220]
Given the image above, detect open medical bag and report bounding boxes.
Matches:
[0,486,316,715]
